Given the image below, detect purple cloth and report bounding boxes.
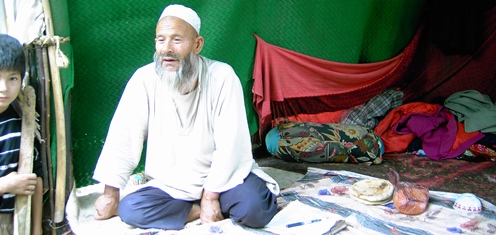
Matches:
[394,107,480,160]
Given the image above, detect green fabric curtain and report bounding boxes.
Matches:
[68,0,425,187]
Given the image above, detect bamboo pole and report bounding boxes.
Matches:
[41,0,67,225]
[13,86,37,235]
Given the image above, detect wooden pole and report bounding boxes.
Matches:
[36,44,56,234]
[13,86,37,235]
[41,0,68,225]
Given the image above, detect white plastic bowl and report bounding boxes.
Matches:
[453,193,482,213]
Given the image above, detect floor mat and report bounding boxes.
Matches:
[65,166,496,234]
[269,168,496,235]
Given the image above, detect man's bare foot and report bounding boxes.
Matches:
[187,204,201,222]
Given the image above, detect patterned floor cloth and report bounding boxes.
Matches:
[66,167,496,234]
[269,167,496,235]
[168,167,496,234]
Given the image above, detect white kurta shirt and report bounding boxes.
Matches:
[93,56,279,200]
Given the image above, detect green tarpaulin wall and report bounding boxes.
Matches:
[66,0,425,187]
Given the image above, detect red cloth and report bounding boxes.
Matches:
[252,28,421,140]
[375,102,440,153]
[374,102,484,158]
[451,122,486,158]
[272,110,345,127]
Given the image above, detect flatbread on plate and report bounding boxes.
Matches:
[349,179,394,204]
[350,192,392,205]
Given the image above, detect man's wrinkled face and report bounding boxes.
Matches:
[154,16,203,93]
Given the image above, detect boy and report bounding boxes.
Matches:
[0,34,43,235]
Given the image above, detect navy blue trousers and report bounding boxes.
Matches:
[118,173,278,230]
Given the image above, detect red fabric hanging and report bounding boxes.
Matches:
[252,27,421,140]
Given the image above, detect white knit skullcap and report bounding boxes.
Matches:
[159,4,201,35]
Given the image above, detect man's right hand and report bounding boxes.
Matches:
[94,185,120,220]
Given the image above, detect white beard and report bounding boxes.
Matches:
[154,52,199,94]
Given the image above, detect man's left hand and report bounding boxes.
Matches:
[200,191,224,223]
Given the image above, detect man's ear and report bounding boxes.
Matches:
[194,36,204,54]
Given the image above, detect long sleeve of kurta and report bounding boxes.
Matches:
[93,70,149,189]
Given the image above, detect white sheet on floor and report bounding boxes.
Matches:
[65,167,304,235]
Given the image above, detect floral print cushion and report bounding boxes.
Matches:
[269,121,383,164]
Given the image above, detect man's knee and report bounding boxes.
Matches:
[220,173,278,227]
[118,195,146,226]
[228,192,277,227]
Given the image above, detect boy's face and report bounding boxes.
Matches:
[0,69,22,114]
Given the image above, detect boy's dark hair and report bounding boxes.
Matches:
[0,34,26,78]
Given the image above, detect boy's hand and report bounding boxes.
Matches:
[0,172,37,195]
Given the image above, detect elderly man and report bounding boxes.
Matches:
[92,4,279,230]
